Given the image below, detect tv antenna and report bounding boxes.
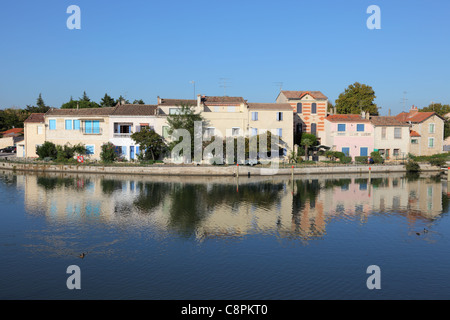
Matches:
[273,82,283,93]
[219,78,231,96]
[401,91,408,111]
[190,80,196,99]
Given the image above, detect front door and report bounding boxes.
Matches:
[130,146,135,160]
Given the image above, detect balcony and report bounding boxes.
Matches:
[333,131,372,137]
[113,132,133,138]
[83,128,103,135]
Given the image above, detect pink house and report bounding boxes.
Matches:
[324,113,374,159]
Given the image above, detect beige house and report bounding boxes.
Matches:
[45,107,115,160]
[370,116,411,160]
[395,106,445,156]
[157,95,294,156]
[20,113,46,158]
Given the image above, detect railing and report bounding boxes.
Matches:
[113,132,133,138]
[83,128,103,135]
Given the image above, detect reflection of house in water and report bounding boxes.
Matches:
[15,171,447,241]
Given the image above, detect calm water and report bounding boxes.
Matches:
[1,170,450,300]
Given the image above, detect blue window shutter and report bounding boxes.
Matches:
[357,124,365,132]
[65,120,72,130]
[73,120,80,130]
[342,147,350,156]
[49,119,56,130]
[338,124,346,132]
[85,121,92,133]
[93,121,100,134]
[136,146,140,156]
[360,147,368,156]
[86,145,94,155]
[121,146,127,156]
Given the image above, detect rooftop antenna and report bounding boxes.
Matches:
[273,82,283,93]
[219,78,231,96]
[190,81,196,100]
[401,91,408,112]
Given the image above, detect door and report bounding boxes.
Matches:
[360,147,368,157]
[342,147,350,156]
[130,146,135,160]
[311,123,317,136]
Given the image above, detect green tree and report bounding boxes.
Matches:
[131,127,167,161]
[36,141,58,159]
[300,133,317,161]
[166,103,204,159]
[100,93,116,107]
[132,99,145,104]
[81,91,90,102]
[117,95,130,105]
[100,142,118,163]
[335,82,379,115]
[25,93,50,113]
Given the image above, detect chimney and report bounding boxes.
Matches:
[366,112,370,119]
[197,94,202,108]
[410,105,418,115]
[388,109,391,116]
[157,96,161,105]
[361,110,366,119]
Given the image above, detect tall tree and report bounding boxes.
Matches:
[117,95,130,105]
[131,127,167,160]
[25,93,50,113]
[100,93,116,107]
[133,99,145,105]
[335,82,379,115]
[300,133,318,161]
[81,91,90,102]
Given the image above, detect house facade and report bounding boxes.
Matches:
[276,90,328,143]
[44,107,115,160]
[395,106,445,156]
[324,113,374,159]
[370,116,411,160]
[20,113,46,158]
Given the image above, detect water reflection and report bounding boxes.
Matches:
[2,170,447,242]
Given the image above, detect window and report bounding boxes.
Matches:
[311,123,317,136]
[360,147,368,156]
[228,106,236,112]
[85,120,100,134]
[393,149,400,157]
[357,124,365,132]
[297,103,302,113]
[277,128,282,137]
[251,112,258,121]
[49,119,56,130]
[311,103,317,114]
[337,124,346,132]
[411,139,418,144]
[381,127,387,139]
[429,123,435,133]
[85,145,95,155]
[37,126,43,135]
[65,120,73,130]
[232,127,240,136]
[428,137,435,148]
[394,127,402,139]
[162,126,170,139]
[251,128,258,136]
[276,112,283,121]
[169,108,181,115]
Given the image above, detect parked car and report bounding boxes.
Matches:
[0,146,16,153]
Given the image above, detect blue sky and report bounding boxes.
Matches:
[1,0,449,115]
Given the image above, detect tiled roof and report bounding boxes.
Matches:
[202,96,245,105]
[370,116,409,126]
[45,107,116,116]
[247,103,292,110]
[410,130,421,137]
[325,114,370,122]
[112,104,157,116]
[158,98,197,106]
[24,113,45,123]
[281,90,328,100]
[1,128,24,135]
[395,111,436,123]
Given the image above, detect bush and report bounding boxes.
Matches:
[56,143,86,162]
[355,156,368,164]
[370,151,384,164]
[429,158,446,167]
[340,156,352,164]
[405,160,421,172]
[325,151,345,161]
[100,142,117,163]
[36,141,57,159]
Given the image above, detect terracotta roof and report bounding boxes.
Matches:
[158,98,196,106]
[24,113,45,123]
[202,96,245,105]
[281,90,328,100]
[112,104,157,116]
[325,114,370,122]
[370,116,409,126]
[1,128,24,135]
[410,130,421,137]
[395,111,436,123]
[247,103,292,110]
[45,107,116,116]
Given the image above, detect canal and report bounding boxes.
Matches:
[1,171,449,299]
